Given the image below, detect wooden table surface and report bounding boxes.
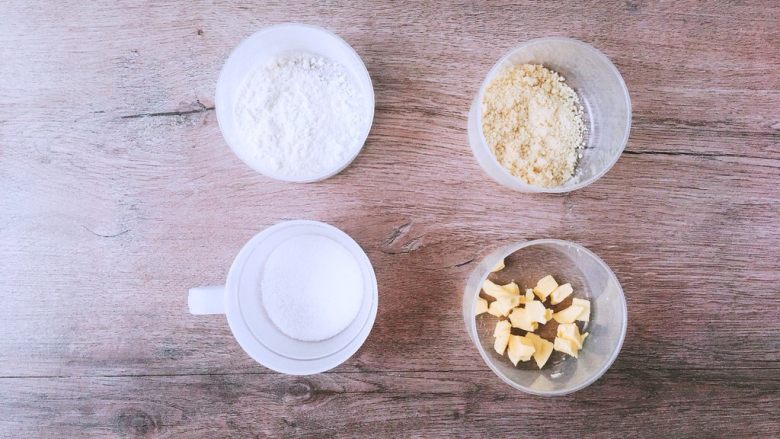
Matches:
[2,1,779,437]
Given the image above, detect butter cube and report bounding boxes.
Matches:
[524,300,551,324]
[519,289,535,305]
[487,295,521,317]
[508,307,539,332]
[494,335,510,356]
[554,322,589,358]
[491,258,506,272]
[533,275,558,301]
[550,283,573,305]
[494,320,511,337]
[573,298,591,322]
[507,335,536,365]
[552,305,584,324]
[556,323,585,349]
[553,337,580,358]
[476,297,488,315]
[525,333,554,369]
[482,279,520,300]
[493,320,511,355]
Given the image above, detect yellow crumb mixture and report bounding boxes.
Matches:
[481,64,585,187]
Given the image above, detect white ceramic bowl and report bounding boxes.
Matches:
[215,24,375,182]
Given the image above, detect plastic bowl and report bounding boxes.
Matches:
[215,24,375,182]
[189,220,378,375]
[462,239,627,395]
[468,37,631,192]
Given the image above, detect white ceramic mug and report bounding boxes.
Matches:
[188,220,378,375]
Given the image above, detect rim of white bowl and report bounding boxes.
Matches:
[475,37,632,193]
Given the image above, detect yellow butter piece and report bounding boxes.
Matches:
[552,305,584,324]
[533,275,558,301]
[494,320,511,338]
[544,307,554,321]
[507,335,536,365]
[482,279,520,300]
[553,336,580,358]
[556,323,585,349]
[495,334,510,355]
[476,297,488,315]
[491,258,506,272]
[550,283,573,305]
[518,289,535,304]
[524,300,550,324]
[493,320,511,355]
[487,295,521,317]
[508,307,539,332]
[525,333,554,369]
[573,298,591,322]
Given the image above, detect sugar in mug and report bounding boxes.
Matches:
[188,220,378,375]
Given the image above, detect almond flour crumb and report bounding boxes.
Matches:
[481,64,586,187]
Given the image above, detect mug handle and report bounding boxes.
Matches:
[188,286,226,315]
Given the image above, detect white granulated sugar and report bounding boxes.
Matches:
[234,52,365,178]
[261,234,363,342]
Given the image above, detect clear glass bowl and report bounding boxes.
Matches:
[468,37,631,192]
[462,239,627,395]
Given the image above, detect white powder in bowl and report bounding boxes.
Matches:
[234,52,366,179]
[261,234,364,341]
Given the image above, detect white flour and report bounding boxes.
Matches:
[234,52,365,179]
[261,234,363,341]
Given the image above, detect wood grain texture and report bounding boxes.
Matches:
[1,0,778,437]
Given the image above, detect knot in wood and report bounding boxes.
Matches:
[116,409,158,436]
[284,379,313,402]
